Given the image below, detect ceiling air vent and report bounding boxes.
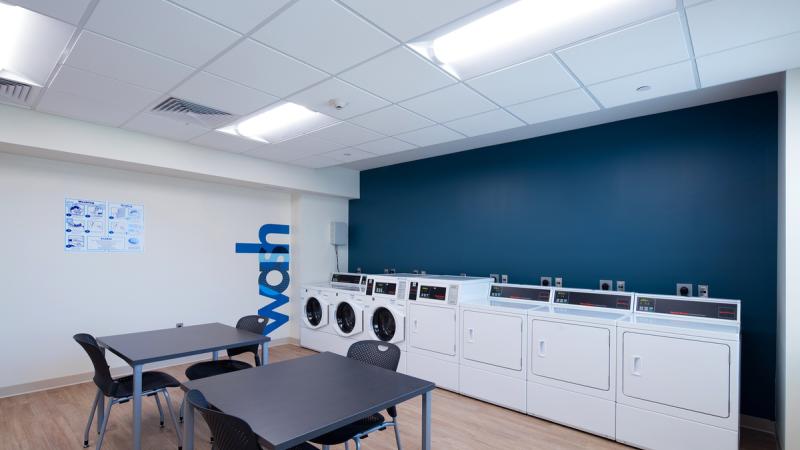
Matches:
[0,77,35,106]
[151,97,236,128]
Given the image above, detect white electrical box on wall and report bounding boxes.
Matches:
[330,221,348,245]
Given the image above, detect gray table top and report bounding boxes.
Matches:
[97,323,270,366]
[184,352,435,450]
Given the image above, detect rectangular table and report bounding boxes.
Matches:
[97,323,271,450]
[182,352,435,450]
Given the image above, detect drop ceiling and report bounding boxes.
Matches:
[2,0,799,171]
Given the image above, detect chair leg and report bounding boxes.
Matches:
[322,446,330,450]
[154,393,165,428]
[83,389,102,447]
[179,396,185,423]
[95,400,113,450]
[161,389,183,448]
[393,419,403,450]
[354,437,362,450]
[344,442,350,450]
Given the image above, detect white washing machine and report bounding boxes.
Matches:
[405,275,493,391]
[458,283,552,412]
[363,275,409,372]
[527,288,634,439]
[300,273,366,354]
[616,294,741,450]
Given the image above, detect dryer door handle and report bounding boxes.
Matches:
[632,356,642,376]
[537,339,546,357]
[467,327,475,343]
[413,319,419,332]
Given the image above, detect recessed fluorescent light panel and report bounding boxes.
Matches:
[410,0,675,79]
[218,102,338,144]
[0,2,75,86]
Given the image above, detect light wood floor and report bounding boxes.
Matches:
[0,345,777,450]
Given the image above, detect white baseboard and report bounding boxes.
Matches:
[0,340,298,399]
[741,414,776,435]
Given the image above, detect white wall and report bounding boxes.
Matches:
[289,193,349,339]
[0,151,346,392]
[778,67,800,450]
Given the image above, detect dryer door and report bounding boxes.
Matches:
[409,303,455,356]
[621,331,731,418]
[335,301,363,336]
[530,319,610,390]
[303,295,328,329]
[463,309,523,371]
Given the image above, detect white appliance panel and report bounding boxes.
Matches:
[462,309,523,371]
[409,303,456,356]
[530,319,610,390]
[616,404,738,450]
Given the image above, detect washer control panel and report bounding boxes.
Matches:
[554,289,632,310]
[636,296,739,321]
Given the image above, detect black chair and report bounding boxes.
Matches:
[312,340,403,450]
[185,389,317,450]
[180,315,268,422]
[74,333,182,450]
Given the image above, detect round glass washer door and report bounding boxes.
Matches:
[372,307,396,341]
[305,297,323,326]
[336,302,356,334]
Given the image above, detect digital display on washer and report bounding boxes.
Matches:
[374,281,397,296]
[490,285,550,302]
[636,297,738,320]
[419,285,447,300]
[331,273,362,285]
[554,290,631,310]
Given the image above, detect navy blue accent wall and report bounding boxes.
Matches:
[349,93,778,420]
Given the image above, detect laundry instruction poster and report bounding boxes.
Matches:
[65,198,144,253]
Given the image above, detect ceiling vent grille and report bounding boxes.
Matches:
[0,77,34,106]
[151,97,236,128]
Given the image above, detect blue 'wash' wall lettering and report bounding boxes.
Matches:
[349,93,778,420]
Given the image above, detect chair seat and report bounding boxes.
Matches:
[112,371,180,398]
[185,359,253,381]
[311,413,386,445]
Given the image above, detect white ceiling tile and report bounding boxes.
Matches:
[696,31,800,87]
[506,89,598,125]
[291,154,341,168]
[355,137,416,155]
[245,134,345,161]
[323,147,375,163]
[288,78,389,119]
[339,47,455,102]
[466,55,578,106]
[2,8,75,87]
[10,0,92,24]
[304,122,384,146]
[65,31,194,92]
[445,109,524,137]
[394,125,464,147]
[349,105,434,135]
[48,65,162,112]
[399,84,495,123]
[170,0,292,33]
[588,61,696,108]
[339,0,498,42]
[682,0,708,5]
[85,0,240,67]
[189,131,263,153]
[37,90,137,127]
[687,0,800,56]
[557,13,689,85]
[205,39,327,97]
[251,0,396,74]
[171,71,278,116]
[124,113,209,140]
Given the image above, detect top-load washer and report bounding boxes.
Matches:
[615,293,741,450]
[526,287,634,439]
[405,275,493,391]
[300,273,366,353]
[458,283,553,412]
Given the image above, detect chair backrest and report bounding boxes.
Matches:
[226,315,268,365]
[73,333,116,396]
[186,390,262,450]
[347,340,401,372]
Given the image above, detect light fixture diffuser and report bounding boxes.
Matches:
[410,0,675,79]
[218,102,338,144]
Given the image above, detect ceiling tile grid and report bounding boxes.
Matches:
[355,137,417,156]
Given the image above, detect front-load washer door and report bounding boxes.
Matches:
[303,296,328,329]
[530,319,610,390]
[371,306,405,343]
[335,301,363,337]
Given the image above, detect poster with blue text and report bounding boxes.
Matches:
[65,198,144,253]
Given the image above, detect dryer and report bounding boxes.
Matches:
[300,273,366,354]
[363,275,409,372]
[459,283,552,412]
[616,294,741,450]
[405,275,493,391]
[526,288,634,439]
